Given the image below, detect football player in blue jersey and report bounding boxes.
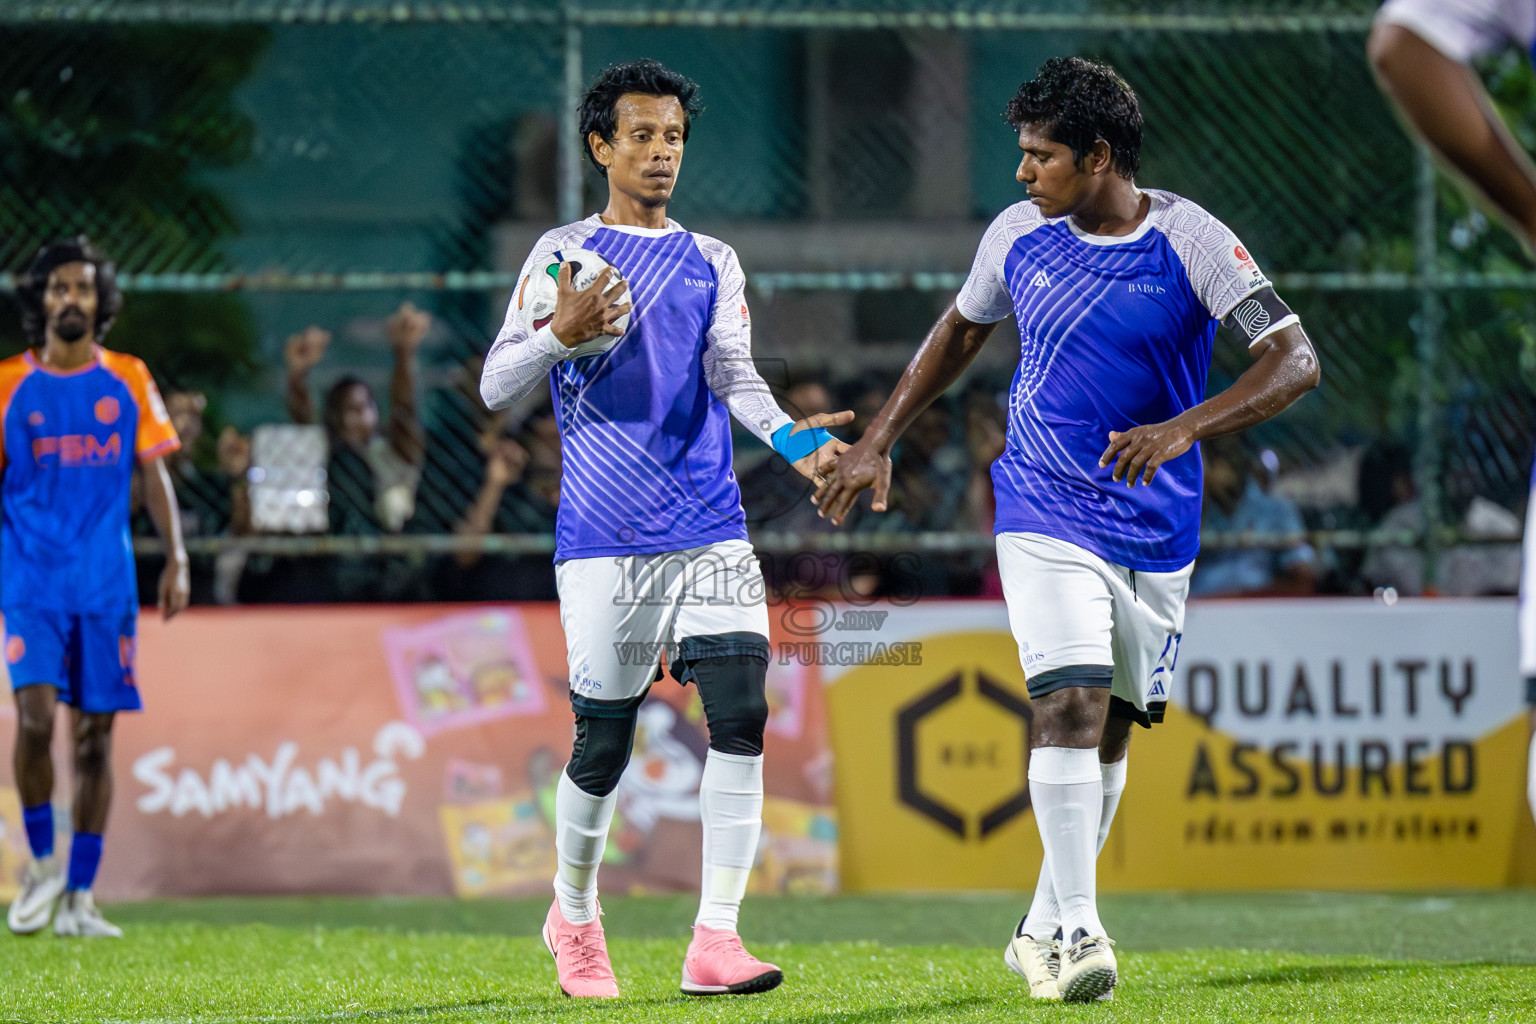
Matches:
[4,239,190,938]
[480,60,848,999]
[816,57,1320,1001]
[1370,0,1536,838]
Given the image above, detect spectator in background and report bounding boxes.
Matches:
[416,350,494,532]
[282,303,429,602]
[285,303,428,535]
[1191,435,1316,596]
[890,400,969,532]
[965,388,1009,597]
[162,389,251,538]
[1359,439,1522,595]
[739,378,839,535]
[435,403,559,601]
[132,389,252,605]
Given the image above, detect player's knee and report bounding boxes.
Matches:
[566,705,639,797]
[16,704,53,749]
[73,718,113,774]
[680,633,770,757]
[1030,680,1110,747]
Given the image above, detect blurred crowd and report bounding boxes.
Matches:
[135,305,1526,606]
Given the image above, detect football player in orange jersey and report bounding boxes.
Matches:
[3,239,189,938]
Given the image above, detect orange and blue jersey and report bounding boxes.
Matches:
[0,347,180,616]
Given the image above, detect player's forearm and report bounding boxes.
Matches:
[866,305,994,454]
[286,371,316,425]
[1371,23,1536,243]
[143,458,189,566]
[480,328,567,411]
[1178,326,1320,442]
[701,352,792,447]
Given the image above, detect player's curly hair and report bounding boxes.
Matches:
[15,236,123,344]
[1006,56,1142,180]
[579,59,703,178]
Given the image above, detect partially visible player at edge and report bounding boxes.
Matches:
[4,238,190,939]
[479,60,847,999]
[1369,0,1536,829]
[815,58,1320,1002]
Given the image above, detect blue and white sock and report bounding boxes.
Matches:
[22,804,54,860]
[67,833,104,892]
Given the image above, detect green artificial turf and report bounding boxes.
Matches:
[1,892,1533,1022]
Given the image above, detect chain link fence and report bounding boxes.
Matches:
[2,0,1533,602]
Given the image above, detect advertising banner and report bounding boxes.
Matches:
[0,605,836,901]
[820,599,1535,892]
[0,598,1529,898]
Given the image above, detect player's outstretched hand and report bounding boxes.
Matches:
[787,410,855,482]
[550,263,631,348]
[159,556,190,621]
[814,433,892,526]
[1099,419,1196,487]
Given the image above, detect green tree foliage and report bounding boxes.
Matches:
[0,26,268,387]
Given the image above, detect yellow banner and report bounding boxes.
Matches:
[822,599,1533,891]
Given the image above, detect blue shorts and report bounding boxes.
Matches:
[3,609,142,714]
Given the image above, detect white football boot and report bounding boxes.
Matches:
[1057,931,1117,1002]
[53,890,123,938]
[1003,929,1061,1001]
[7,855,65,935]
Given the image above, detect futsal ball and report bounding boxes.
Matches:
[517,248,633,359]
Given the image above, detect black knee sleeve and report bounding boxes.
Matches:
[565,699,641,797]
[673,631,770,757]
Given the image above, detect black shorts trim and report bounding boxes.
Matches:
[670,631,770,685]
[569,690,647,720]
[1526,676,1536,707]
[1110,695,1167,730]
[1026,664,1114,699]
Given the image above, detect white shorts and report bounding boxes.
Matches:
[556,538,771,714]
[997,532,1192,725]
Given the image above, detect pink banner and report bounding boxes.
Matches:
[0,605,837,901]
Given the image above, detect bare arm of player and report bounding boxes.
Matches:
[141,455,191,620]
[1370,22,1536,247]
[386,302,428,467]
[1098,322,1320,487]
[480,265,630,411]
[813,303,999,525]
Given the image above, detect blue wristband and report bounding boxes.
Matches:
[772,422,836,463]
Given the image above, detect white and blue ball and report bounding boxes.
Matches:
[517,247,632,360]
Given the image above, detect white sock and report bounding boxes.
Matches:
[1527,731,1536,825]
[1098,755,1128,852]
[553,769,617,926]
[1021,754,1127,940]
[695,749,764,932]
[1028,746,1105,941]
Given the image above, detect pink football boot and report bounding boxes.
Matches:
[680,924,784,996]
[542,899,620,999]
